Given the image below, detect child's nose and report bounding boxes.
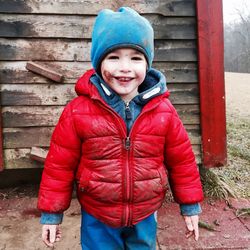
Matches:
[119,58,131,72]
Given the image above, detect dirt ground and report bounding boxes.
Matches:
[0,72,249,250]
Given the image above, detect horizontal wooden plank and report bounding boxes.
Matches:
[1,83,198,106]
[0,14,196,39]
[1,84,76,106]
[0,0,196,16]
[0,38,197,62]
[0,61,198,84]
[4,145,202,169]
[3,126,201,149]
[168,83,199,104]
[176,105,200,124]
[2,104,199,128]
[3,127,53,149]
[4,148,44,169]
[0,38,91,61]
[2,106,63,127]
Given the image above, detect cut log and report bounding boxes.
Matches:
[30,146,48,163]
[26,61,64,82]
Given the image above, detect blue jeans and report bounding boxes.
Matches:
[81,210,157,250]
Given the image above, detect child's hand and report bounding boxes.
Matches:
[183,215,199,241]
[42,224,62,247]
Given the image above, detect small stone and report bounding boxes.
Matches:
[157,225,169,230]
[213,219,220,226]
[208,200,216,206]
[223,234,231,239]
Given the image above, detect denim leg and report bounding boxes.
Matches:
[123,212,157,250]
[81,210,124,250]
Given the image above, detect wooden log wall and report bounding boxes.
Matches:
[0,0,201,169]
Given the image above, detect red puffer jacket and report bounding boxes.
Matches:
[38,69,203,227]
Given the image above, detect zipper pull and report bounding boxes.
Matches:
[125,102,132,120]
[124,137,131,150]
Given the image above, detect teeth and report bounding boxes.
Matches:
[117,77,132,81]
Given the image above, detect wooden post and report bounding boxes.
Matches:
[196,0,227,167]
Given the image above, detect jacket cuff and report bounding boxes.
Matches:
[180,203,202,216]
[40,212,63,225]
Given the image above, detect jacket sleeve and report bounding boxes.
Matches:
[180,203,202,216]
[37,102,81,213]
[40,212,64,225]
[164,106,204,204]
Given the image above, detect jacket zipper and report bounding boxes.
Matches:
[93,98,130,225]
[124,136,131,226]
[124,101,132,226]
[124,100,164,226]
[94,97,162,226]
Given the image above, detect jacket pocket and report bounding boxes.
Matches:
[157,166,168,192]
[78,168,92,192]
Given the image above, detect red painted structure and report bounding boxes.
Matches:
[196,0,227,167]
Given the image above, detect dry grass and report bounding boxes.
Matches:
[211,118,250,198]
[201,73,250,199]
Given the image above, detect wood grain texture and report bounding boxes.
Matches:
[0,0,199,169]
[0,61,197,84]
[0,39,197,62]
[2,104,199,128]
[3,126,201,149]
[26,61,64,82]
[1,83,199,106]
[2,106,64,127]
[3,127,53,149]
[4,148,44,169]
[30,146,47,163]
[1,84,76,105]
[0,0,196,16]
[0,14,196,39]
[3,146,201,169]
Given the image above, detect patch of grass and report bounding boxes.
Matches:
[227,120,250,162]
[201,117,250,199]
[200,166,237,199]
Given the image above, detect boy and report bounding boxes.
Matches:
[38,7,203,249]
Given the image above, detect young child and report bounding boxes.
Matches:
[38,7,203,249]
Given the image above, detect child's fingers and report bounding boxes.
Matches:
[42,226,53,247]
[185,230,194,238]
[55,227,62,242]
[184,216,194,231]
[49,226,56,244]
[183,215,199,241]
[42,224,59,247]
[192,216,199,241]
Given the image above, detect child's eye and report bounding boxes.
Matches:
[131,56,143,61]
[107,55,119,60]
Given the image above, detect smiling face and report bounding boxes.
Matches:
[100,48,147,102]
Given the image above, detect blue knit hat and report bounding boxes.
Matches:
[91,7,154,71]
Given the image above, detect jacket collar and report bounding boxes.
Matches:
[75,68,170,105]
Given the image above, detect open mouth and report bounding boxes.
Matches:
[114,77,134,82]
